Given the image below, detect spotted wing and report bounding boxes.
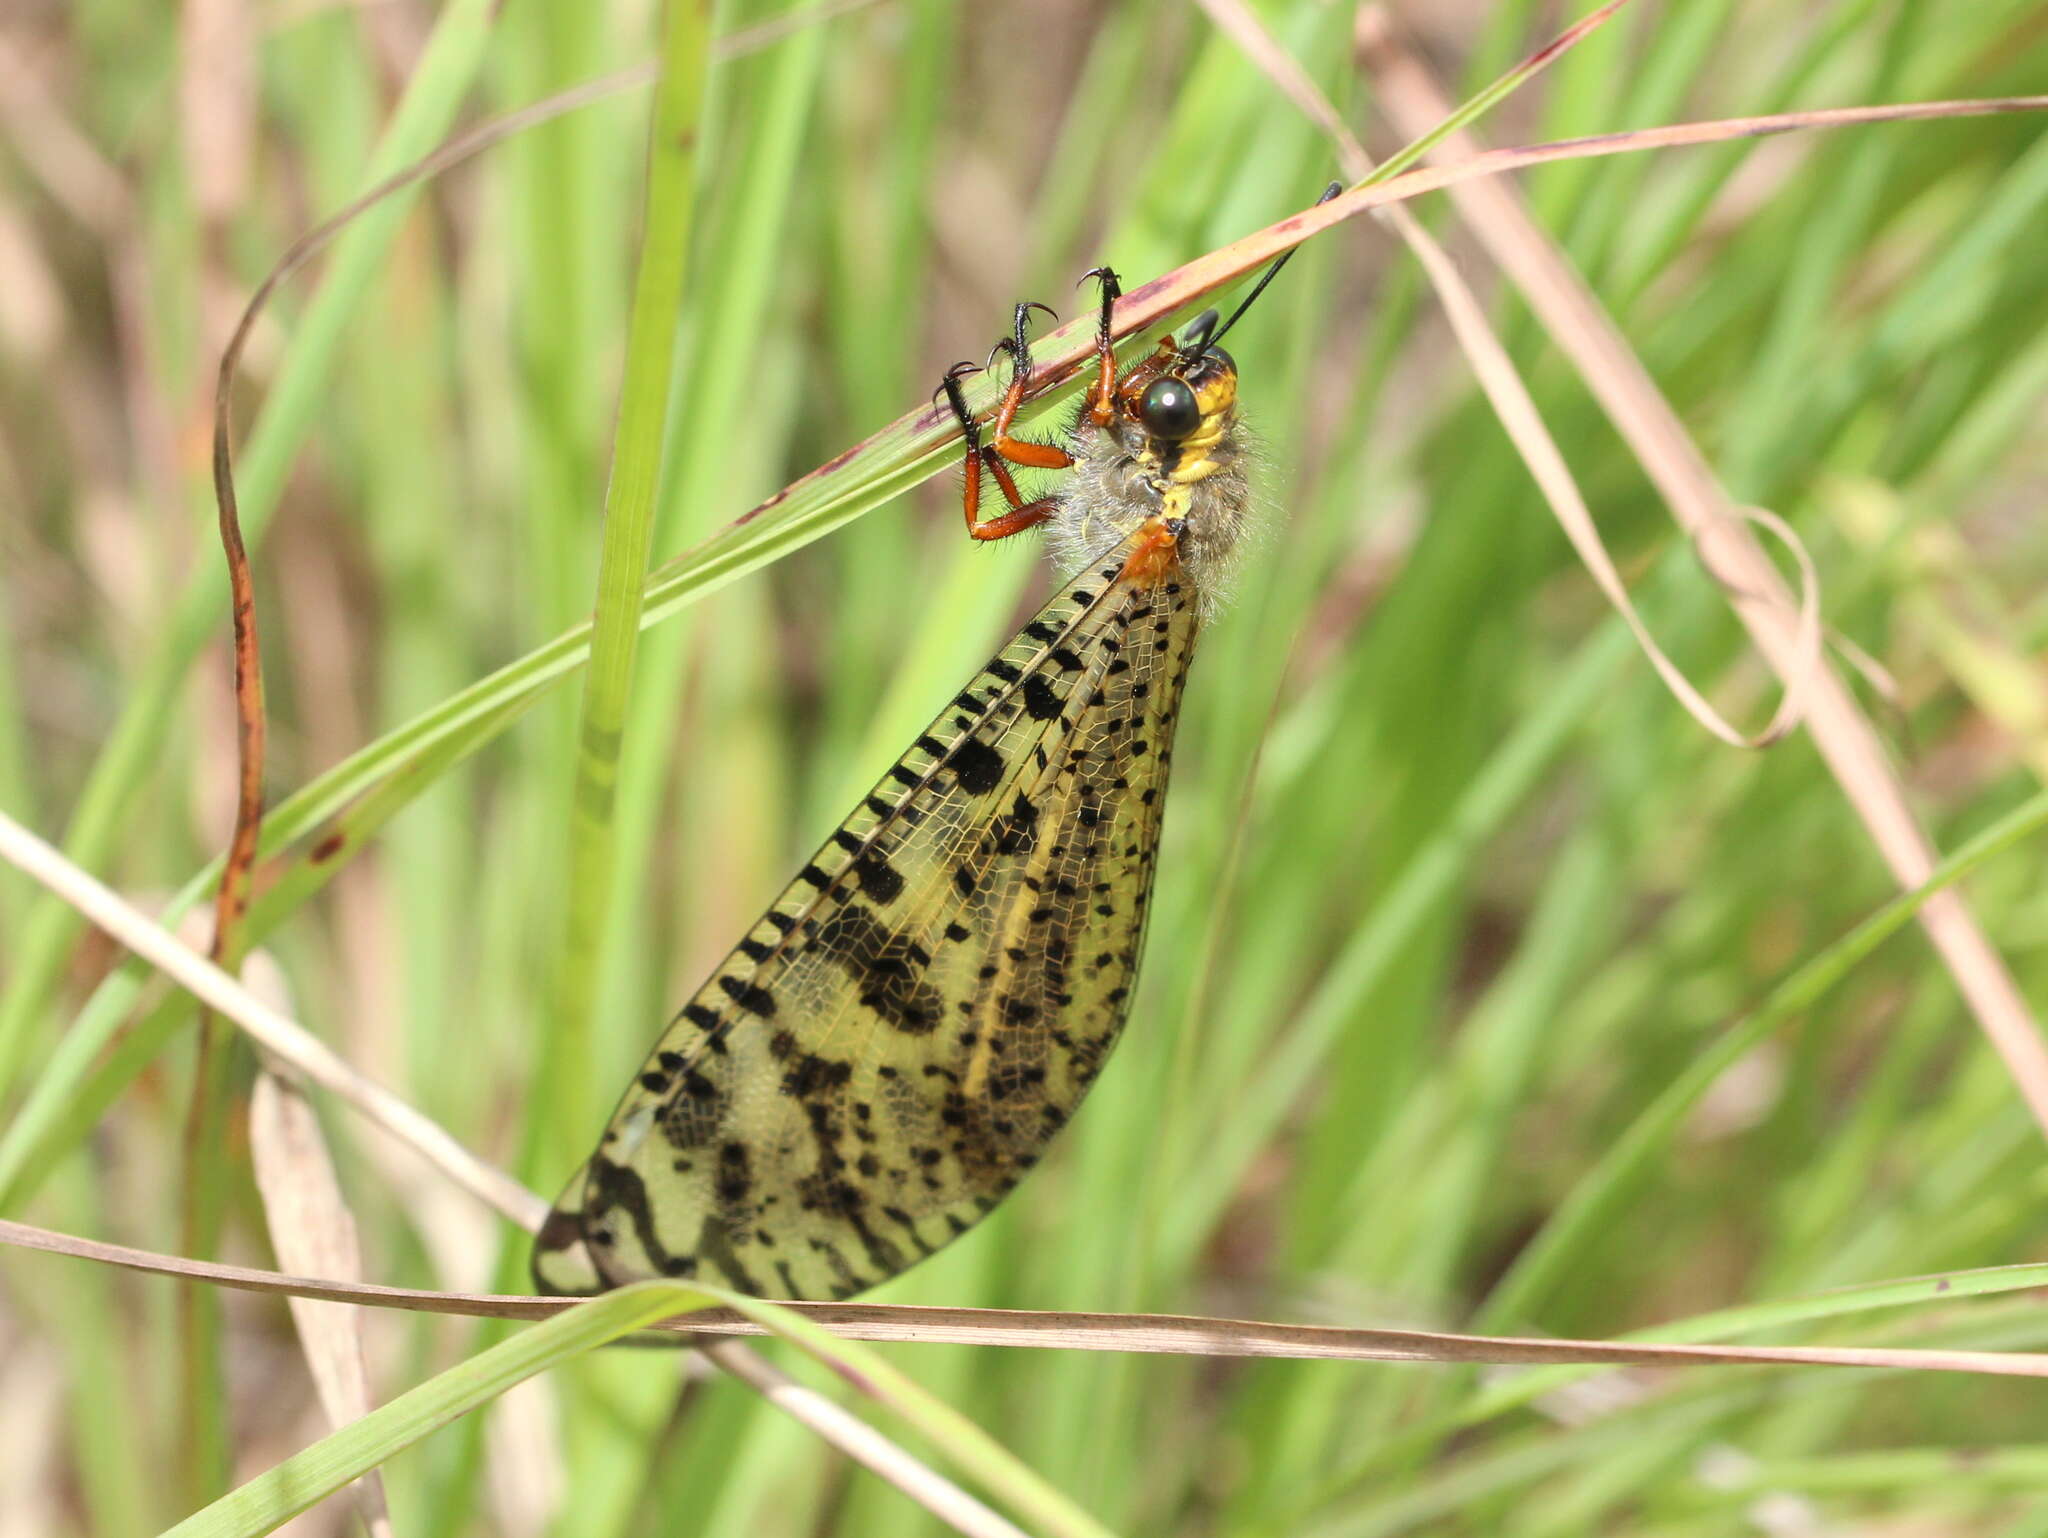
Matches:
[533,522,1201,1300]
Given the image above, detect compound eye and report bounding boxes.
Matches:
[1138,376,1201,440]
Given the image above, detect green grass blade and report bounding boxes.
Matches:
[1478,783,2048,1329]
[550,0,718,1149]
[160,1283,1116,1538]
[0,0,502,1094]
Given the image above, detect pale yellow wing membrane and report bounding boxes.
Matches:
[534,521,1202,1300]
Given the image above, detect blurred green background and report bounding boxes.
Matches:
[2,0,2047,1533]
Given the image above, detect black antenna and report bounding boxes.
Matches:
[1186,181,1344,360]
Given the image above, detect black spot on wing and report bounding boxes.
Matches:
[1022,674,1062,720]
[950,738,1005,794]
[781,1052,854,1099]
[854,855,905,904]
[719,976,776,1016]
[811,905,944,1035]
[985,791,1039,857]
[659,1068,729,1149]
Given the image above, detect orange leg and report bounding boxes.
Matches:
[935,279,1125,542]
[984,301,1075,472]
[938,362,1057,542]
[1078,267,1121,425]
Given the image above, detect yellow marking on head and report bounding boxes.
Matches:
[1168,355,1239,474]
[1191,365,1237,418]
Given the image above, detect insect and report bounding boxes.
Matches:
[533,207,1330,1302]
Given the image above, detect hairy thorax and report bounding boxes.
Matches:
[1049,401,1255,613]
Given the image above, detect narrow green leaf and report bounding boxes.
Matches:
[551,0,720,1140]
